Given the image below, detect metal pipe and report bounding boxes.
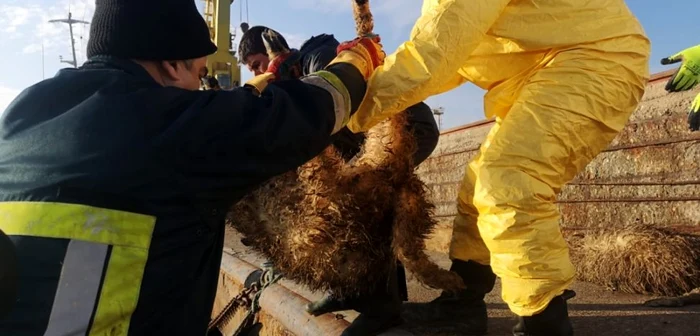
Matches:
[219,252,353,336]
[432,196,700,208]
[432,196,700,218]
[604,134,699,152]
[426,177,700,188]
[422,133,699,166]
[555,196,700,204]
[435,68,678,136]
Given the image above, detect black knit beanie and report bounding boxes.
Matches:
[87,0,217,60]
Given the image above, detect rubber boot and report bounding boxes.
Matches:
[428,259,497,335]
[340,269,403,336]
[512,290,576,336]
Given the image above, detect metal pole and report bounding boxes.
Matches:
[48,12,89,68]
[42,42,45,79]
[68,12,77,68]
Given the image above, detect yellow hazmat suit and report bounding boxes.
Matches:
[347,0,650,316]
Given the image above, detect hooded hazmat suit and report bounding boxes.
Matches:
[346,0,650,317]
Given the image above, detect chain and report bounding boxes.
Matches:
[208,282,260,332]
[208,263,283,336]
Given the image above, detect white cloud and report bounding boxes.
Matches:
[292,0,350,13]
[7,5,33,27]
[280,32,309,49]
[22,43,43,54]
[0,1,94,64]
[0,5,35,31]
[372,0,421,31]
[0,86,21,113]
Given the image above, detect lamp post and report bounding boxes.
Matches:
[432,107,445,130]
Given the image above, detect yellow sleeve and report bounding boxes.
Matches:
[346,0,512,132]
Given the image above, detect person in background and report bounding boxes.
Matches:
[661,44,700,131]
[0,0,385,335]
[205,76,222,90]
[237,26,440,335]
[342,1,650,335]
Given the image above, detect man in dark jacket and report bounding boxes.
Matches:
[239,26,440,335]
[0,0,386,335]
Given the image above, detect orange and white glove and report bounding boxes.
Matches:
[327,35,385,80]
[245,50,303,96]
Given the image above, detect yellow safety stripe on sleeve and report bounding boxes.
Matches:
[0,201,156,335]
[301,70,351,134]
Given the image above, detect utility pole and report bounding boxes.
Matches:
[42,42,45,80]
[432,107,445,130]
[49,12,89,68]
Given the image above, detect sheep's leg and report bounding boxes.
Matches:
[391,180,465,293]
[644,288,700,307]
[227,192,278,253]
[299,146,344,186]
[341,111,416,199]
[350,112,414,172]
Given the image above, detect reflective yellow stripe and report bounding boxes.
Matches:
[302,70,351,134]
[89,245,149,335]
[0,201,156,335]
[0,201,154,249]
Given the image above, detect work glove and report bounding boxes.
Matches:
[661,44,700,92]
[244,50,302,96]
[266,49,303,81]
[327,35,385,81]
[689,92,700,131]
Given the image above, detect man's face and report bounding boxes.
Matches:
[181,57,208,91]
[245,53,270,76]
[162,57,208,91]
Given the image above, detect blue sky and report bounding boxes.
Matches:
[1,0,699,129]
